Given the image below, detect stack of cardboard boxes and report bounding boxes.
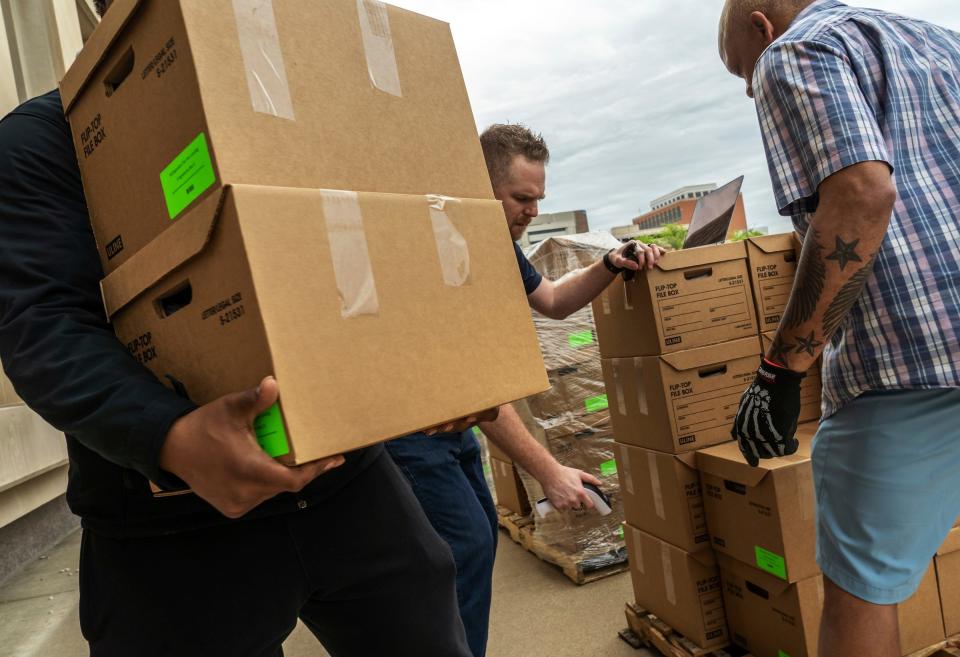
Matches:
[596,239,764,650]
[603,234,955,656]
[596,234,829,650]
[699,430,948,657]
[501,234,627,562]
[60,0,549,465]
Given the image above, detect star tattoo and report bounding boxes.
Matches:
[826,236,862,271]
[769,335,796,364]
[794,331,823,357]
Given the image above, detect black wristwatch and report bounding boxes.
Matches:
[603,249,623,274]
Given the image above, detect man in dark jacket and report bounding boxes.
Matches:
[0,3,472,656]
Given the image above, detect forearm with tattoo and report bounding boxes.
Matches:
[767,161,895,371]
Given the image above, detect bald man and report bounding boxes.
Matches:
[720,2,960,656]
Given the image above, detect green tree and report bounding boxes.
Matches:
[731,228,765,241]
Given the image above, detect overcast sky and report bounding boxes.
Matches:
[388,1,960,234]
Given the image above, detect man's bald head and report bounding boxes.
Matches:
[719,0,812,53]
[718,0,813,97]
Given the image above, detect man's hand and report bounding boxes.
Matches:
[731,358,804,466]
[159,376,345,518]
[607,241,665,276]
[540,463,603,511]
[424,407,500,436]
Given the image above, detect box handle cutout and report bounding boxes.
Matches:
[684,267,713,280]
[155,282,192,318]
[724,480,747,495]
[698,364,728,379]
[104,47,135,97]
[784,251,797,263]
[746,581,770,599]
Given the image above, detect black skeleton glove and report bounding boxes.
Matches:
[731,357,805,467]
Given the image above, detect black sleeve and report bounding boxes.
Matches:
[0,110,196,486]
[513,241,543,295]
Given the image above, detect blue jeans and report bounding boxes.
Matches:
[386,430,498,657]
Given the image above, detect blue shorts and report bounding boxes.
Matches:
[813,388,960,604]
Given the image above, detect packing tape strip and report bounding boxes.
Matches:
[633,357,648,415]
[620,447,633,495]
[357,0,402,97]
[633,528,644,574]
[232,0,296,120]
[320,190,379,318]
[613,359,627,417]
[601,290,611,315]
[662,542,677,606]
[648,451,665,520]
[426,196,470,287]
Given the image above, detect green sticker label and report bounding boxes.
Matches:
[778,651,791,657]
[616,525,625,540]
[472,426,482,437]
[253,402,290,458]
[160,132,216,220]
[483,463,491,475]
[585,394,609,413]
[755,546,787,580]
[600,459,617,477]
[568,331,594,348]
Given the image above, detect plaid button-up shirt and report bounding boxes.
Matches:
[753,0,960,418]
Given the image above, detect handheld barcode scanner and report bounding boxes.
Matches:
[535,483,612,518]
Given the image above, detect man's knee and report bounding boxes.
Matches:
[823,575,898,617]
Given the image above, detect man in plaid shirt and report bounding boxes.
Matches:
[721,1,960,655]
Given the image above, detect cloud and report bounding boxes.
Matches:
[392,1,960,234]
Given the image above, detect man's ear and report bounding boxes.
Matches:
[750,11,776,44]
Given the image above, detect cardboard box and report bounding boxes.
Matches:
[527,360,608,421]
[936,527,960,636]
[746,234,799,332]
[761,332,822,423]
[697,425,819,583]
[623,524,728,650]
[603,336,760,453]
[592,242,758,358]
[101,185,548,464]
[720,554,944,657]
[60,0,493,272]
[490,457,529,516]
[615,443,708,553]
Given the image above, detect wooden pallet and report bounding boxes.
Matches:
[496,506,629,585]
[620,603,749,657]
[908,638,960,657]
[621,600,960,657]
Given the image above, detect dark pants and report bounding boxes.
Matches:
[386,431,499,657]
[78,450,470,657]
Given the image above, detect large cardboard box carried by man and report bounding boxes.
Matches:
[101,185,549,464]
[60,0,493,272]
